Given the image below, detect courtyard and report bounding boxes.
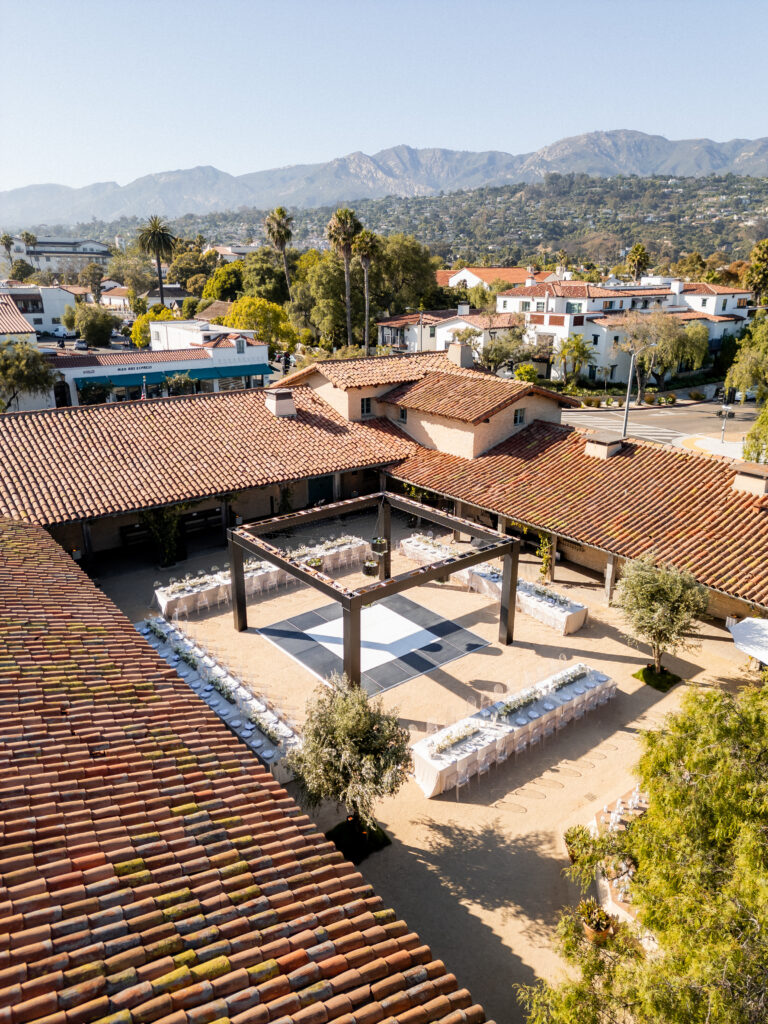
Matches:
[97,509,750,1024]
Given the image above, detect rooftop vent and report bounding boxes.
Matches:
[265,388,296,418]
[584,432,625,459]
[732,461,768,496]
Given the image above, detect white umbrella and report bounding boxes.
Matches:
[728,617,768,664]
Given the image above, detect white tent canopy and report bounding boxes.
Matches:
[728,617,768,664]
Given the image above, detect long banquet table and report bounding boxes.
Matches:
[411,664,615,798]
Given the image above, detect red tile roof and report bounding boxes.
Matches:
[44,348,213,368]
[389,421,768,607]
[447,267,550,286]
[376,310,461,329]
[193,300,234,321]
[0,295,34,336]
[0,388,417,525]
[447,312,523,330]
[0,517,490,1024]
[380,373,578,423]
[278,353,479,390]
[435,269,453,288]
[589,310,744,327]
[499,282,621,299]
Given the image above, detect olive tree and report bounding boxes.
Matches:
[287,674,412,828]
[0,338,58,412]
[616,555,708,673]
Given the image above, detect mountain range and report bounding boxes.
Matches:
[4,130,768,228]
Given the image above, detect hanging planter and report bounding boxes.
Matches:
[363,560,379,577]
[371,537,388,553]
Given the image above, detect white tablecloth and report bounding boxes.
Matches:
[155,539,369,616]
[516,580,588,635]
[411,664,614,797]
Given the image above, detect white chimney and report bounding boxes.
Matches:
[732,462,768,496]
[584,433,624,459]
[457,302,470,316]
[670,279,683,296]
[447,341,474,369]
[265,388,297,418]
[525,277,536,287]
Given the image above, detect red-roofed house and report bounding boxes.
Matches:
[444,266,557,289]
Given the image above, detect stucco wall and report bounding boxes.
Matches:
[380,403,476,458]
[472,396,563,455]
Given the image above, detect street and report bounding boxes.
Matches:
[563,400,761,446]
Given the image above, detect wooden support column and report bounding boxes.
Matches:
[81,521,93,560]
[498,539,520,646]
[498,515,509,535]
[342,602,361,686]
[332,473,342,500]
[220,501,230,544]
[378,498,392,581]
[229,535,248,632]
[604,555,616,604]
[453,501,463,542]
[548,533,558,582]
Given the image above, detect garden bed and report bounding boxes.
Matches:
[325,818,392,864]
[632,666,681,692]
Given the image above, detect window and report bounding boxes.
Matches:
[535,301,545,312]
[642,299,649,309]
[32,317,43,325]
[737,297,749,308]
[721,298,727,311]
[235,337,245,354]
[151,329,160,341]
[592,334,599,345]
[361,396,372,416]
[701,298,708,308]
[602,300,614,310]
[630,299,637,308]
[565,302,582,314]
[521,301,530,312]
[502,300,508,310]
[429,325,436,338]
[588,364,597,380]
[514,407,525,425]
[609,364,616,380]
[52,317,61,324]
[398,407,407,423]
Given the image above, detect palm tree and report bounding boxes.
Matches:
[558,333,595,385]
[326,208,362,347]
[20,231,37,249]
[264,207,294,303]
[626,243,650,283]
[0,233,13,271]
[352,229,381,356]
[137,215,177,307]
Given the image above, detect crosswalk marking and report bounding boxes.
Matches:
[563,411,684,445]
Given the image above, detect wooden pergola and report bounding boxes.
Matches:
[227,491,520,686]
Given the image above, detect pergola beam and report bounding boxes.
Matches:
[239,493,380,536]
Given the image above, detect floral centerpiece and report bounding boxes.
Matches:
[428,722,480,755]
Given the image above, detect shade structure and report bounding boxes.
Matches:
[185,363,272,381]
[728,617,768,663]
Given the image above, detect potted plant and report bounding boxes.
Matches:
[564,824,592,864]
[371,536,388,553]
[363,559,378,577]
[577,898,615,943]
[305,556,323,571]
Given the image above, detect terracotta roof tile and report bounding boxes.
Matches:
[277,354,476,391]
[0,388,416,525]
[44,350,213,369]
[389,421,768,607]
[193,302,233,322]
[379,374,578,423]
[0,296,35,337]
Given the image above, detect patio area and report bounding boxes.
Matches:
[97,509,752,1024]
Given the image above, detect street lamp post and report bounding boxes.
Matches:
[721,404,732,444]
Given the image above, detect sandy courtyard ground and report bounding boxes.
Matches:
[98,513,751,1023]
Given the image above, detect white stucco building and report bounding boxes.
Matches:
[0,285,77,336]
[8,237,111,273]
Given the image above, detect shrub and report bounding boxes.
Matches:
[689,389,706,400]
[605,395,613,406]
[614,397,624,407]
[666,393,677,404]
[644,394,656,405]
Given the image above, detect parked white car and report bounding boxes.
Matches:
[735,387,758,402]
[49,325,74,339]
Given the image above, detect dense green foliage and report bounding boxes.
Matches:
[64,304,120,348]
[286,674,412,827]
[131,306,174,348]
[520,685,768,1024]
[616,556,708,672]
[0,338,58,412]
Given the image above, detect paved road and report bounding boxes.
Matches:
[563,402,760,445]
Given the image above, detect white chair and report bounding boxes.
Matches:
[597,682,610,705]
[586,687,600,713]
[528,721,543,748]
[542,711,557,742]
[442,768,458,795]
[477,749,494,780]
[514,725,529,760]
[455,753,476,799]
[495,735,509,767]
[606,682,617,701]
[572,692,587,721]
[196,591,210,615]
[558,703,574,731]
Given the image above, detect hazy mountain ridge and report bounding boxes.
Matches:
[3,130,768,228]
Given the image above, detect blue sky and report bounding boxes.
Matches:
[2,0,766,190]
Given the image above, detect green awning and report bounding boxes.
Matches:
[108,372,167,387]
[219,362,272,378]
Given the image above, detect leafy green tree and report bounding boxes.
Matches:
[180,296,200,319]
[286,674,412,828]
[165,249,216,289]
[137,215,177,306]
[616,555,708,673]
[165,372,196,396]
[743,402,768,463]
[471,328,526,373]
[106,252,155,295]
[0,338,58,412]
[77,380,112,405]
[202,260,243,302]
[0,233,13,270]
[306,250,364,346]
[520,684,768,1024]
[352,229,382,356]
[744,238,768,303]
[625,242,650,282]
[222,296,297,352]
[611,309,694,401]
[131,307,175,348]
[671,250,707,280]
[326,208,362,347]
[726,314,768,400]
[241,248,291,305]
[514,363,538,382]
[10,259,34,281]
[78,261,105,303]
[557,333,595,384]
[264,206,294,302]
[378,233,441,312]
[649,320,710,388]
[72,305,121,348]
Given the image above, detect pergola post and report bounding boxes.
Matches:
[498,538,520,645]
[228,534,248,632]
[604,555,616,604]
[453,501,463,541]
[547,532,558,582]
[378,497,392,580]
[342,601,361,686]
